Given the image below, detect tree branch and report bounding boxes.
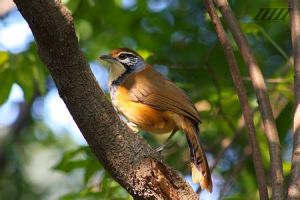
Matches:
[203,1,268,199]
[214,0,284,199]
[288,0,300,199]
[13,0,197,199]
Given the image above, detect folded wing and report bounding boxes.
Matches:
[126,65,201,124]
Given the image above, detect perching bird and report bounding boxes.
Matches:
[100,48,212,192]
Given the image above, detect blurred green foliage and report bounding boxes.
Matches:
[0,0,293,199]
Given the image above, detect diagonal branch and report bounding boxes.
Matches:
[203,1,268,199]
[288,0,300,199]
[12,0,197,199]
[214,0,284,199]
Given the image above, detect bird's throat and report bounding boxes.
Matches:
[108,61,146,87]
[108,63,127,87]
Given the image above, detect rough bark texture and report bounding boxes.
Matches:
[214,0,284,199]
[203,1,268,199]
[13,0,197,199]
[288,0,300,199]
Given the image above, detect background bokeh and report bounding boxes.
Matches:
[0,0,292,199]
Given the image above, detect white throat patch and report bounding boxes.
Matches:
[108,59,146,87]
[108,62,126,87]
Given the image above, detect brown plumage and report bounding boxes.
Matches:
[100,48,212,192]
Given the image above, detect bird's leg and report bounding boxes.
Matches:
[119,115,139,133]
[155,129,178,152]
[126,121,139,133]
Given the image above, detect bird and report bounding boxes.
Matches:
[100,48,212,192]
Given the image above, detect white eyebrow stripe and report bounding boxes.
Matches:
[117,52,135,57]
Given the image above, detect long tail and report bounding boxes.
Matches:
[182,118,212,192]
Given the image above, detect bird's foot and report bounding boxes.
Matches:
[126,122,139,133]
[155,129,178,153]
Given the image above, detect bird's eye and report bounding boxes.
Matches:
[118,54,127,60]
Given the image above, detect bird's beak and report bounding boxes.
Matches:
[99,54,117,63]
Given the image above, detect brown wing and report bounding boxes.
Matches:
[123,65,201,123]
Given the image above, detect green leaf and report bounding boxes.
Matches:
[54,146,97,173]
[32,63,46,95]
[0,66,14,105]
[64,0,81,12]
[0,51,9,66]
[54,160,88,173]
[13,54,35,102]
[84,159,101,184]
[283,161,291,176]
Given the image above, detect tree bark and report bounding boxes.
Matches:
[288,0,300,199]
[13,0,197,199]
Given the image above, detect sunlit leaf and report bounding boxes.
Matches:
[0,51,9,66]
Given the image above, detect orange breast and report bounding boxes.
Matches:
[113,85,176,134]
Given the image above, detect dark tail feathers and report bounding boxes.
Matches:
[183,119,212,192]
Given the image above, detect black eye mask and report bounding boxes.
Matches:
[119,54,138,68]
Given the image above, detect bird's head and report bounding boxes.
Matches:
[100,48,146,86]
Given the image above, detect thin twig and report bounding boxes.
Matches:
[242,77,292,84]
[288,0,300,199]
[203,1,268,199]
[214,0,284,199]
